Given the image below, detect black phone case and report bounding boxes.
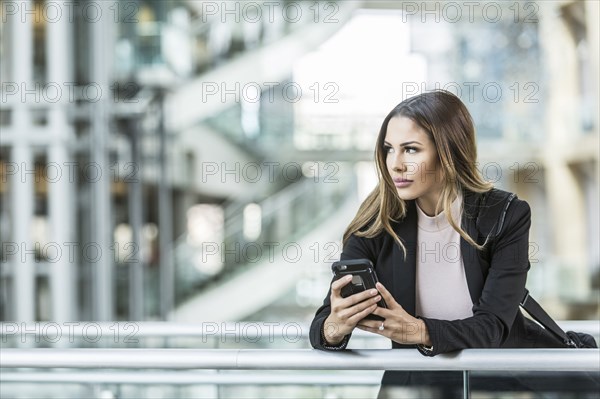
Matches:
[331,259,388,321]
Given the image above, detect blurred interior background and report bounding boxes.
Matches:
[0,0,598,397]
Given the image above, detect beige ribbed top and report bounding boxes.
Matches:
[415,192,474,320]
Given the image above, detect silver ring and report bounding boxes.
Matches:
[378,322,385,331]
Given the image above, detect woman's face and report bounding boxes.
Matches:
[384,116,445,215]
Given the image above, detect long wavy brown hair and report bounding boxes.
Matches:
[343,90,493,259]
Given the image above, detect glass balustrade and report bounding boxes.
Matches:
[169,167,355,308]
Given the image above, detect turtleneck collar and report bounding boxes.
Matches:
[416,191,463,232]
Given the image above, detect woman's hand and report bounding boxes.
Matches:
[356,282,432,346]
[322,275,382,345]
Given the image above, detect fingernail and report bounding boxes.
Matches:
[370,289,377,295]
[346,275,352,280]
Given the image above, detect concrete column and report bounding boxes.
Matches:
[10,145,35,322]
[538,2,589,300]
[46,0,76,323]
[127,121,144,321]
[584,1,600,277]
[90,1,114,321]
[10,0,36,322]
[158,92,174,320]
[585,1,599,131]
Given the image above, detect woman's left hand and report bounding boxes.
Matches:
[356,282,431,346]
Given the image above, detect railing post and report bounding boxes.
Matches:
[463,370,470,399]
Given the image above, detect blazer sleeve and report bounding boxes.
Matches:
[418,199,532,356]
[309,233,377,350]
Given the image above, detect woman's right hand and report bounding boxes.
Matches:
[322,275,382,345]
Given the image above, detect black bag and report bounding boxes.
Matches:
[476,188,597,349]
[520,289,597,348]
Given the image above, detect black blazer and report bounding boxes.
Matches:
[310,188,559,357]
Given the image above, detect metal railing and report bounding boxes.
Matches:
[1,321,597,341]
[2,348,598,399]
[1,348,598,371]
[0,371,382,386]
[0,306,595,391]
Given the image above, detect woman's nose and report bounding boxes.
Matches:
[392,155,405,172]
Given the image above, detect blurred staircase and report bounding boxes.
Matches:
[152,1,366,320]
[171,169,358,321]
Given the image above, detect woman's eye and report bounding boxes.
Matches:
[405,147,417,154]
[383,145,394,154]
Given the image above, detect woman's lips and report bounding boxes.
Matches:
[393,178,413,188]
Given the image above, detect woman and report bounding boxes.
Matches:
[309,90,562,397]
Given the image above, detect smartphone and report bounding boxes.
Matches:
[331,259,387,321]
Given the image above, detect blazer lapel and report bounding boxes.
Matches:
[392,200,418,316]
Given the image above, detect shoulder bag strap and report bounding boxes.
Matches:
[520,289,576,347]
